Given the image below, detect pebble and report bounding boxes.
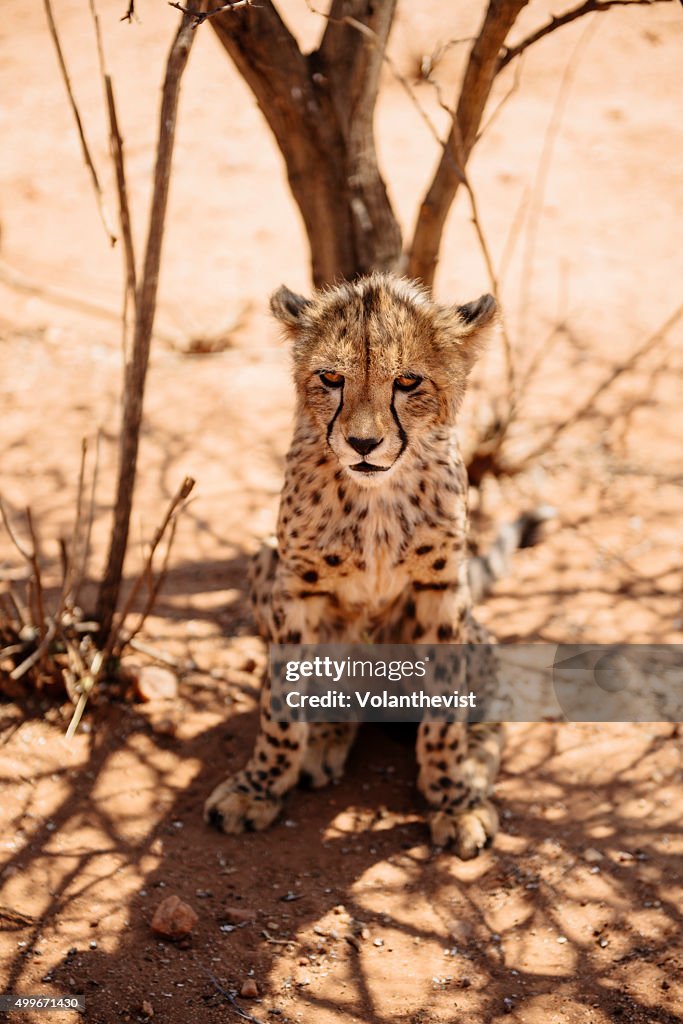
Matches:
[133,665,178,703]
[583,847,604,863]
[141,1000,154,1018]
[150,895,198,939]
[448,920,471,942]
[150,716,178,737]
[223,906,256,924]
[240,979,259,998]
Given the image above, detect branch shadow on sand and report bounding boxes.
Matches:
[1,548,681,1024]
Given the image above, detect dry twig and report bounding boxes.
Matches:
[169,0,253,27]
[104,476,196,658]
[42,0,117,246]
[515,18,595,373]
[97,3,200,641]
[498,0,670,72]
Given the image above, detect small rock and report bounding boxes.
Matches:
[141,1000,154,1018]
[583,848,604,863]
[448,920,471,943]
[150,716,178,738]
[133,665,178,703]
[151,895,198,939]
[223,906,256,925]
[240,979,259,998]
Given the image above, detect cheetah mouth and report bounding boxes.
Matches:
[350,461,390,474]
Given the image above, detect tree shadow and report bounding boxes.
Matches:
[1,666,681,1023]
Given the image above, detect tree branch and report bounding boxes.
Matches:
[169,0,253,27]
[497,0,669,72]
[42,0,117,247]
[96,4,199,641]
[407,0,529,288]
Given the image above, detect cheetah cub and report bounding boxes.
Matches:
[206,273,511,859]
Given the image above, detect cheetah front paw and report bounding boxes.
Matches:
[204,772,283,834]
[429,798,499,859]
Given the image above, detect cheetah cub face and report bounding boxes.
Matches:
[271,274,496,488]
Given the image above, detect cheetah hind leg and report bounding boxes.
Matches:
[299,723,358,789]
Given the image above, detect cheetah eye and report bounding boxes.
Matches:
[319,370,345,388]
[394,374,422,392]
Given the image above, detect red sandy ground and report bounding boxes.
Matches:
[0,1,682,1022]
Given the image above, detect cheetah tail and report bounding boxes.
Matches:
[467,506,556,603]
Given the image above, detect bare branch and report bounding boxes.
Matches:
[121,1,137,22]
[104,476,196,658]
[498,0,669,73]
[10,620,57,682]
[514,18,595,389]
[42,0,117,247]
[96,4,199,641]
[119,509,179,651]
[106,74,138,326]
[57,437,88,617]
[169,0,253,26]
[87,0,138,309]
[408,0,529,287]
[0,498,33,564]
[73,431,101,610]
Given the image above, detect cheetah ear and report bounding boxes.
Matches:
[270,285,311,328]
[454,293,497,333]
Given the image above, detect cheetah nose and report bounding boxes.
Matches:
[347,436,382,456]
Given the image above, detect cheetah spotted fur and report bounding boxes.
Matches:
[206,273,533,859]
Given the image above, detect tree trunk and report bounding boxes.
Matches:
[211,0,402,287]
